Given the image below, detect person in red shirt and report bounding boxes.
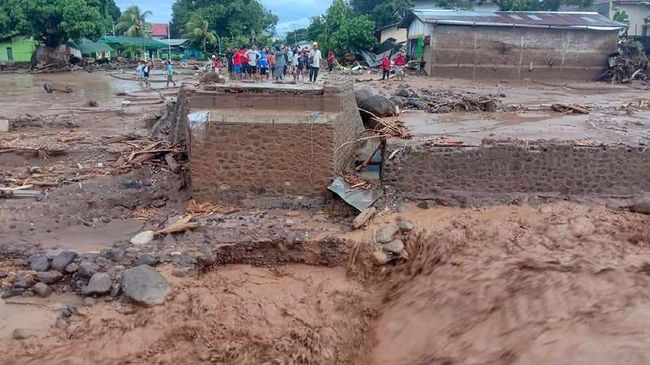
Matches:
[233,48,242,80]
[240,48,249,79]
[381,55,391,81]
[327,50,336,73]
[394,52,407,81]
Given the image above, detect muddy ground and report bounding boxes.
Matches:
[1,70,650,364]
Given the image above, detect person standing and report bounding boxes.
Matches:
[269,50,276,80]
[258,48,269,79]
[143,61,151,88]
[308,42,322,83]
[212,55,221,74]
[232,47,242,80]
[292,50,300,81]
[381,55,391,81]
[245,45,260,81]
[166,60,177,88]
[274,47,287,81]
[136,60,145,87]
[394,52,407,81]
[327,50,335,73]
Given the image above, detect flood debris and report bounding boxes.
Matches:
[328,176,381,211]
[401,88,501,113]
[598,39,649,84]
[352,207,377,229]
[551,103,590,114]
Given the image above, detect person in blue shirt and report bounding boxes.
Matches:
[258,49,269,80]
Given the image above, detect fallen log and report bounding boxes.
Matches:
[154,215,198,236]
[551,103,590,114]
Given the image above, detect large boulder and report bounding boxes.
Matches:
[82,273,112,295]
[630,194,650,214]
[52,251,77,273]
[121,265,170,306]
[357,93,398,118]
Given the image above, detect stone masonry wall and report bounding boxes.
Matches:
[428,25,618,80]
[191,122,335,201]
[383,140,650,199]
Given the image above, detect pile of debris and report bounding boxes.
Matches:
[393,87,501,113]
[598,39,649,84]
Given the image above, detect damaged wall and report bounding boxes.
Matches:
[188,81,364,202]
[383,140,650,198]
[426,25,618,80]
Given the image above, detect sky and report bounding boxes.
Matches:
[114,0,330,36]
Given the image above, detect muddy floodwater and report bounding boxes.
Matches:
[0,71,169,117]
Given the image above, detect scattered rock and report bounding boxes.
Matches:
[2,288,25,299]
[78,261,100,278]
[83,297,96,307]
[82,273,112,295]
[0,270,7,279]
[389,95,407,107]
[162,234,176,246]
[569,217,596,236]
[115,303,137,315]
[417,200,435,209]
[52,251,77,273]
[130,231,155,245]
[108,247,127,262]
[30,256,50,272]
[358,94,398,117]
[36,270,64,284]
[12,328,36,340]
[32,282,53,298]
[396,218,414,232]
[352,207,377,229]
[630,194,650,214]
[65,263,79,274]
[373,250,391,265]
[55,317,69,329]
[136,253,158,266]
[13,273,35,289]
[394,87,410,97]
[110,283,121,297]
[383,239,405,254]
[122,265,170,306]
[376,224,399,244]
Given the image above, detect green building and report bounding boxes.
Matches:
[74,38,114,60]
[0,34,37,63]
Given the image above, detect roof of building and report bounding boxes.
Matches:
[74,38,113,55]
[160,38,190,47]
[100,36,168,49]
[399,9,627,30]
[150,23,169,37]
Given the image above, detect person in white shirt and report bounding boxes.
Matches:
[245,45,261,80]
[308,42,322,83]
[292,50,300,81]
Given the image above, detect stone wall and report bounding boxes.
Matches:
[427,25,618,80]
[383,140,650,199]
[188,81,364,202]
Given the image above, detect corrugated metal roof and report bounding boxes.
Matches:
[399,10,627,30]
[163,39,190,47]
[100,36,168,49]
[74,38,113,55]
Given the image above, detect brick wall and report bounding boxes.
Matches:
[383,140,650,198]
[427,25,618,80]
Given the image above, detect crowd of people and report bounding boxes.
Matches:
[210,41,326,83]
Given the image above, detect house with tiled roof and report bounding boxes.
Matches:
[149,23,169,39]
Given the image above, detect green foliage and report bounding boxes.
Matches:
[6,0,110,47]
[170,0,278,39]
[182,13,218,52]
[115,5,152,37]
[315,0,376,55]
[350,0,413,28]
[613,10,628,23]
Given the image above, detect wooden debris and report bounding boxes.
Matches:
[154,215,198,236]
[0,189,44,199]
[352,207,377,229]
[358,108,412,139]
[424,137,467,147]
[134,207,157,221]
[551,103,589,114]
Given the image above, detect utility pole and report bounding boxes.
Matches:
[168,23,171,60]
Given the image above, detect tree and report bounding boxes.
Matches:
[6,0,110,47]
[115,5,152,37]
[183,13,217,53]
[350,0,413,29]
[316,0,376,56]
[170,0,277,39]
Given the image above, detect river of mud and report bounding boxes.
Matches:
[2,202,650,365]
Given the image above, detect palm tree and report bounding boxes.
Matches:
[183,13,217,53]
[115,5,152,37]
